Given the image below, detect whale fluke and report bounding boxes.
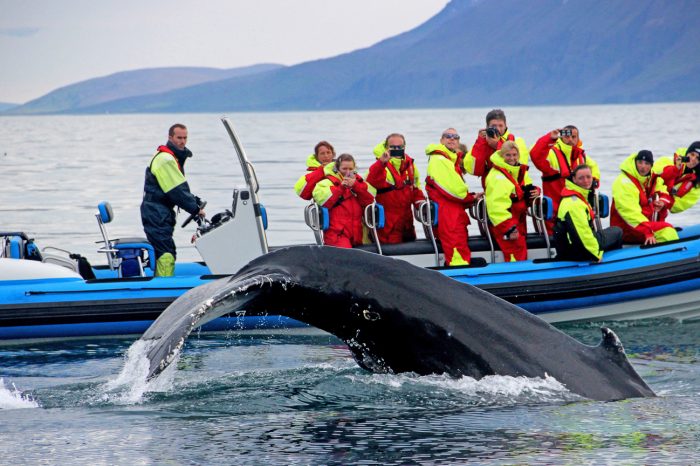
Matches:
[138,246,655,402]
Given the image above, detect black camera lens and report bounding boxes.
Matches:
[486,127,500,138]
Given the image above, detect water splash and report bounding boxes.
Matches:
[101,339,178,404]
[0,378,39,410]
[349,372,579,404]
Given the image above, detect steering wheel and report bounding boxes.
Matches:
[181,201,207,228]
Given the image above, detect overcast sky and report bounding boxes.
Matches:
[0,0,449,104]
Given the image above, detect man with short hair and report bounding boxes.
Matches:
[366,133,425,244]
[530,125,600,233]
[425,128,482,265]
[554,164,622,262]
[141,124,204,277]
[465,109,530,183]
[610,150,677,245]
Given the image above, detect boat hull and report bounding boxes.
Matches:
[3,226,700,341]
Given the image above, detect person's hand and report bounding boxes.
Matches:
[550,129,561,140]
[478,128,487,139]
[380,151,390,163]
[198,208,206,218]
[343,176,356,188]
[508,230,519,241]
[191,234,197,244]
[473,192,484,200]
[530,186,541,198]
[485,133,499,149]
[644,235,657,245]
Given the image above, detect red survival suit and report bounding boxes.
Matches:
[312,164,375,248]
[530,133,600,233]
[425,143,478,265]
[366,143,425,243]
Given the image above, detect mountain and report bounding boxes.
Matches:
[8,64,283,114]
[11,0,700,114]
[0,102,18,112]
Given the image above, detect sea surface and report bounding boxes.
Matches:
[1,104,700,464]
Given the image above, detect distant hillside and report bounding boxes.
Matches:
[0,102,18,112]
[8,64,283,115]
[11,0,700,114]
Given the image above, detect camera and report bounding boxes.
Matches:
[680,156,691,163]
[485,127,500,138]
[389,148,405,158]
[560,128,573,137]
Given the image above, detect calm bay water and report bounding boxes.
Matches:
[1,104,700,464]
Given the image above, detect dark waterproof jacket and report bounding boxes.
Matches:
[140,142,199,257]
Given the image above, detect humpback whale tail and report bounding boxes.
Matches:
[137,246,655,402]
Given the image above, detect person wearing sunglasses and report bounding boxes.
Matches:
[530,125,601,234]
[425,128,483,266]
[465,109,530,186]
[366,133,425,244]
[295,140,336,201]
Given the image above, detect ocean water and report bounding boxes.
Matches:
[1,104,700,464]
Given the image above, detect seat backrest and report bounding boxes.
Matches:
[8,235,23,259]
[95,201,117,269]
[597,193,610,219]
[303,202,327,245]
[98,201,114,224]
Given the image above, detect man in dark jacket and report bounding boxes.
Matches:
[141,123,204,276]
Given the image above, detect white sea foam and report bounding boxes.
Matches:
[349,371,577,403]
[102,339,178,404]
[0,378,39,410]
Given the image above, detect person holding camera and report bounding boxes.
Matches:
[141,123,205,277]
[484,141,541,262]
[530,125,600,234]
[425,128,482,266]
[610,150,678,245]
[651,141,700,221]
[554,164,623,262]
[312,153,375,248]
[465,109,530,184]
[294,140,336,200]
[366,133,425,244]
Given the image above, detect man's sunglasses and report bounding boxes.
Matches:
[442,133,460,140]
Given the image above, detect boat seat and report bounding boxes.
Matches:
[96,201,155,277]
[354,233,552,256]
[0,232,42,261]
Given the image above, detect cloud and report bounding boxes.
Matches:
[0,27,40,37]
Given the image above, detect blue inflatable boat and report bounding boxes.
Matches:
[2,118,698,342]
